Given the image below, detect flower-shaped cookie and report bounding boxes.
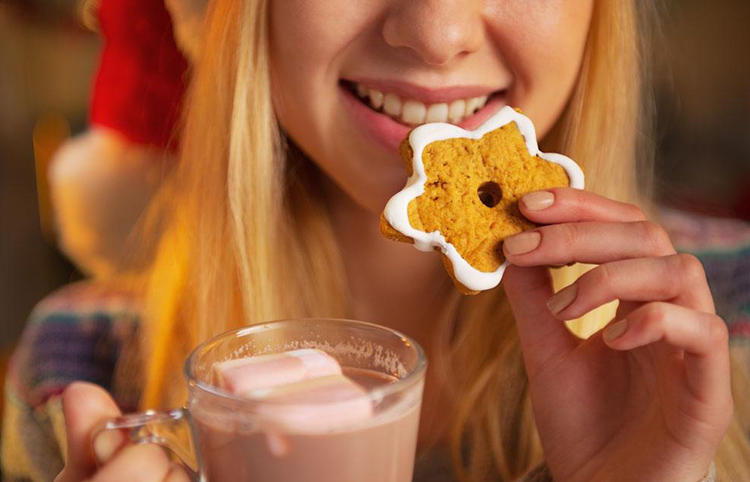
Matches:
[380,106,584,295]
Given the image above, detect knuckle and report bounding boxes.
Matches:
[650,277,677,301]
[676,253,706,283]
[624,203,647,221]
[579,264,617,303]
[560,188,587,215]
[588,263,614,290]
[636,221,671,254]
[640,302,669,328]
[574,188,588,207]
[556,223,579,249]
[537,224,576,264]
[706,316,729,348]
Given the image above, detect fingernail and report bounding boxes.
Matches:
[504,231,541,255]
[547,284,577,315]
[522,191,555,211]
[93,430,125,464]
[603,319,628,342]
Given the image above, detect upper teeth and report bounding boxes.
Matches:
[353,83,489,126]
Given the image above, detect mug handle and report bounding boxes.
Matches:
[92,408,199,479]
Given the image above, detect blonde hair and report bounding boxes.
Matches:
[135,0,750,480]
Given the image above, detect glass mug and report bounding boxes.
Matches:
[95,318,427,482]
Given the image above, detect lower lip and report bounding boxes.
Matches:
[340,86,507,154]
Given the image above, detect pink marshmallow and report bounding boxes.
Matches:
[214,349,342,394]
[250,374,373,433]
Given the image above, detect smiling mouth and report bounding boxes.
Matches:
[341,80,504,127]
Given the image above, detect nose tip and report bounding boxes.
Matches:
[382,2,483,66]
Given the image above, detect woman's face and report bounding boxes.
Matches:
[270,1,593,213]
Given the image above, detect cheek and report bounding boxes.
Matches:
[271,2,357,77]
[269,1,401,212]
[270,1,349,131]
[270,0,373,139]
[487,1,593,136]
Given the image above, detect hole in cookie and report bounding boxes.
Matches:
[478,182,503,208]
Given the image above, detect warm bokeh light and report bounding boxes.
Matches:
[33,112,71,241]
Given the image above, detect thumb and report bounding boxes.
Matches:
[56,382,123,482]
[502,265,578,378]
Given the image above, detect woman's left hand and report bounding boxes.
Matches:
[502,188,733,482]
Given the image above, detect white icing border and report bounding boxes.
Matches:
[384,106,585,292]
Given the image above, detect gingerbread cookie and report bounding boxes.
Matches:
[380,106,584,295]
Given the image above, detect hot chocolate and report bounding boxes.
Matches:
[192,367,421,482]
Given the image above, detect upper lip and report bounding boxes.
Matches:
[343,77,503,104]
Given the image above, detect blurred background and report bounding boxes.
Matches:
[1,0,96,381]
[0,0,748,399]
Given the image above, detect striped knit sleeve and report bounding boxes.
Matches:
[660,208,750,340]
[1,282,141,481]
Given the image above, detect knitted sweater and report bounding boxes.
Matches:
[3,210,749,481]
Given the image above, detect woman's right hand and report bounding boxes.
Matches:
[54,382,190,482]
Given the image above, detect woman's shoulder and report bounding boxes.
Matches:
[7,281,143,411]
[660,207,750,342]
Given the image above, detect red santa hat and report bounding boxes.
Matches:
[90,0,203,150]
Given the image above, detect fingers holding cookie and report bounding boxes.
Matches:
[504,187,675,267]
[502,219,676,267]
[518,188,647,224]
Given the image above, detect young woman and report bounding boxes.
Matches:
[4,1,750,481]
